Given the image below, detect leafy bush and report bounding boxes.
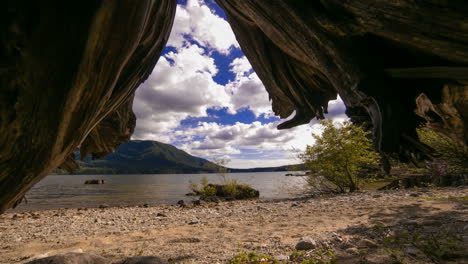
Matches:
[189,176,217,196]
[417,127,467,183]
[299,120,379,193]
[188,159,259,200]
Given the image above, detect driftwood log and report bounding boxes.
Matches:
[1,0,467,212]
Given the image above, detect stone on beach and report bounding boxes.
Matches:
[25,253,110,264]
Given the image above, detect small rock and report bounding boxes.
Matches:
[188,219,199,225]
[156,213,167,217]
[291,203,299,207]
[345,247,359,255]
[463,224,468,231]
[372,194,382,198]
[357,239,378,248]
[295,237,318,250]
[114,256,167,264]
[192,200,201,206]
[274,255,289,261]
[169,237,201,243]
[333,236,343,243]
[12,213,25,219]
[143,203,149,208]
[99,204,109,209]
[405,246,422,257]
[25,253,110,264]
[410,193,420,197]
[177,200,185,206]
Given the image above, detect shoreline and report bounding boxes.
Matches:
[1,187,467,263]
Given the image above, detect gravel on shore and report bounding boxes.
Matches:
[0,187,467,264]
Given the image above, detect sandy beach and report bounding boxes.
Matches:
[0,187,467,264]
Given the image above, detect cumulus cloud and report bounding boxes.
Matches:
[167,0,239,53]
[132,44,230,141]
[130,0,349,168]
[225,56,273,116]
[176,121,320,156]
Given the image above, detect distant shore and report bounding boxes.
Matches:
[0,187,466,264]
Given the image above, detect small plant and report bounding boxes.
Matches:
[228,252,278,264]
[289,250,306,260]
[384,231,463,262]
[188,158,259,200]
[189,176,217,196]
[288,249,336,264]
[384,248,408,264]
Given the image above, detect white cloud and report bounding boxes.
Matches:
[167,0,239,54]
[224,56,273,116]
[176,121,318,157]
[130,0,349,168]
[230,56,252,77]
[132,43,231,141]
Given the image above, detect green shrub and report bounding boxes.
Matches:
[228,252,278,264]
[299,120,379,193]
[384,231,463,261]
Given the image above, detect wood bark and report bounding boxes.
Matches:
[0,0,177,212]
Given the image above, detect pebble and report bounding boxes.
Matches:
[357,239,378,248]
[188,219,199,225]
[345,247,359,255]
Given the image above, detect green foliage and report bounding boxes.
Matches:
[384,231,463,262]
[223,178,241,197]
[289,250,306,260]
[286,249,337,263]
[189,176,217,196]
[228,252,278,264]
[299,120,379,192]
[229,249,337,264]
[188,159,259,199]
[417,127,468,175]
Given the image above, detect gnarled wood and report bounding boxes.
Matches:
[1,0,468,212]
[216,0,468,160]
[0,0,176,212]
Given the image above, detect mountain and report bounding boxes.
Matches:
[75,140,217,174]
[71,140,295,174]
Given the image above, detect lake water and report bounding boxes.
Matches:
[11,172,306,211]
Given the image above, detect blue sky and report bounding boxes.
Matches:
[133,0,347,168]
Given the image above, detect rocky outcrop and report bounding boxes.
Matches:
[0,1,176,212]
[1,0,467,212]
